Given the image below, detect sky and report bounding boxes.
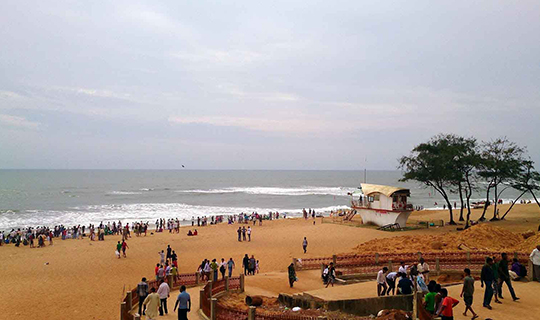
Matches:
[1,0,539,170]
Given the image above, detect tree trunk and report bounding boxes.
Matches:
[441,191,455,225]
[458,183,465,221]
[530,189,540,209]
[491,183,499,221]
[479,186,491,221]
[501,190,527,220]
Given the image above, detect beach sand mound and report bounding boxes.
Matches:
[354,224,526,253]
[515,232,540,251]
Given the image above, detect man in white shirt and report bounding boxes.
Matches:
[417,258,430,281]
[386,271,398,295]
[530,245,540,282]
[377,267,389,296]
[247,227,252,242]
[398,261,408,275]
[157,280,170,316]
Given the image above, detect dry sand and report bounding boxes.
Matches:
[1,203,539,320]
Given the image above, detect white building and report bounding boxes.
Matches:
[350,183,413,227]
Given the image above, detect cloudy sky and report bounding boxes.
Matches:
[1,0,539,169]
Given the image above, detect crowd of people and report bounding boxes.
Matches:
[368,252,539,320]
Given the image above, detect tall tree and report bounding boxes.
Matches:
[399,134,464,225]
[501,160,540,219]
[477,138,526,221]
[447,137,479,228]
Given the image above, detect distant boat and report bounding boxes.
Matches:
[350,183,413,228]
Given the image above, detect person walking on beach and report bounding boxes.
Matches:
[302,237,308,254]
[377,267,388,296]
[159,250,166,265]
[166,245,172,263]
[460,268,478,319]
[116,241,122,259]
[237,227,242,242]
[121,240,129,258]
[227,258,235,277]
[530,245,540,282]
[243,254,249,275]
[490,256,502,304]
[481,257,495,309]
[242,226,247,241]
[247,226,251,241]
[437,288,459,320]
[249,255,256,275]
[220,258,226,279]
[418,257,430,281]
[288,263,297,288]
[174,285,191,320]
[137,277,149,316]
[157,279,170,316]
[143,287,160,320]
[498,253,519,301]
[326,262,336,288]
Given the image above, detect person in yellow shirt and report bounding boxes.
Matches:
[143,287,160,320]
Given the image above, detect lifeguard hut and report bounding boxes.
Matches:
[350,183,413,228]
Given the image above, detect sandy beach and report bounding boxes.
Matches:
[1,203,540,320]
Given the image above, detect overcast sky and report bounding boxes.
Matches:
[1,0,539,170]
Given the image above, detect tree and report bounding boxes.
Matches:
[477,138,526,221]
[501,160,540,219]
[399,134,465,225]
[448,137,480,228]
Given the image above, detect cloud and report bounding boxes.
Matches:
[0,114,40,130]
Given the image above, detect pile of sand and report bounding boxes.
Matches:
[353,224,533,253]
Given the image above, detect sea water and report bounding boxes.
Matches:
[0,170,532,230]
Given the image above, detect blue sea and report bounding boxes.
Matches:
[0,170,531,230]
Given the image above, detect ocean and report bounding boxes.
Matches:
[0,170,532,230]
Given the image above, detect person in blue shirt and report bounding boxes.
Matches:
[174,285,191,320]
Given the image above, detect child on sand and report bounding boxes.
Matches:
[437,288,459,320]
[115,241,121,259]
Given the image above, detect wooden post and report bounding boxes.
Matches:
[210,298,217,320]
[208,281,213,299]
[225,276,229,292]
[240,274,245,293]
[529,260,534,281]
[388,259,393,272]
[168,275,174,288]
[417,252,422,260]
[210,270,215,281]
[514,252,518,260]
[120,302,127,320]
[332,255,337,265]
[248,306,256,320]
[195,272,200,285]
[375,253,379,265]
[466,252,471,269]
[199,289,205,309]
[435,258,440,276]
[321,263,325,273]
[127,291,133,310]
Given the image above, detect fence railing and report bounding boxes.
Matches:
[297,251,530,271]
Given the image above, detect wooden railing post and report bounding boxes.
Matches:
[225,276,229,292]
[127,291,133,310]
[120,302,127,320]
[199,289,205,310]
[248,306,256,320]
[195,272,200,285]
[208,281,213,299]
[210,298,217,320]
[466,252,471,269]
[388,259,393,272]
[240,274,245,293]
[436,258,440,276]
[332,255,337,266]
[514,252,518,260]
[375,253,379,265]
[528,260,534,280]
